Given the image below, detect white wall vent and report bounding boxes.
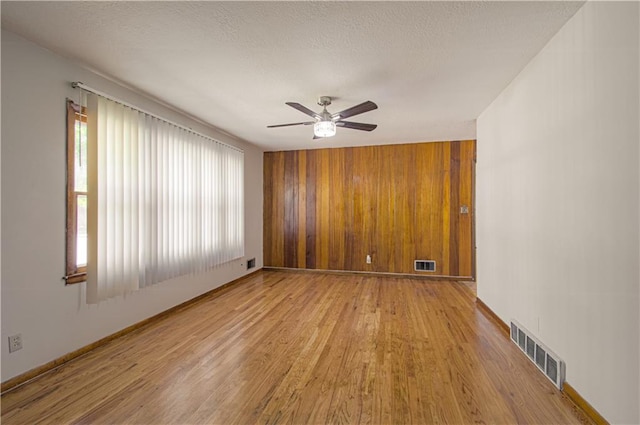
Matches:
[414,260,436,272]
[510,320,565,389]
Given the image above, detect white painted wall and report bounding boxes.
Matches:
[477,2,639,424]
[1,30,264,382]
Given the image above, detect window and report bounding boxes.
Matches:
[65,92,244,302]
[65,100,88,284]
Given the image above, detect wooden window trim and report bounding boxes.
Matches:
[65,100,87,284]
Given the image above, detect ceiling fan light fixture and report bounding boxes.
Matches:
[268,97,377,139]
[313,120,336,138]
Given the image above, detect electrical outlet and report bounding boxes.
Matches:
[8,334,23,353]
[366,254,372,264]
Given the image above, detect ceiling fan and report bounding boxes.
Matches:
[267,96,378,139]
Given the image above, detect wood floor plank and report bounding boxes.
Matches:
[2,270,586,425]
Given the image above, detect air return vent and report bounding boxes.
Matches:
[510,320,565,389]
[414,260,436,272]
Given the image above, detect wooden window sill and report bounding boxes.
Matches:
[64,272,86,285]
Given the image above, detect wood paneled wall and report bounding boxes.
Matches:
[264,140,475,277]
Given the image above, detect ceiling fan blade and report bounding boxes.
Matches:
[331,101,377,120]
[286,102,321,119]
[267,121,315,128]
[335,121,377,131]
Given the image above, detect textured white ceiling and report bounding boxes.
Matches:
[1,1,584,151]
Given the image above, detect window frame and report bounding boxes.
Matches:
[65,100,87,284]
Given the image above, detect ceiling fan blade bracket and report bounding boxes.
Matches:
[335,121,377,131]
[267,121,315,128]
[331,101,378,120]
[285,102,321,120]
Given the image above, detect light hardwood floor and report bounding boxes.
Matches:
[2,270,588,424]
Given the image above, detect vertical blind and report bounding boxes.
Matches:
[85,94,244,304]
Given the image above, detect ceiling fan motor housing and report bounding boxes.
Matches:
[317,97,333,121]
